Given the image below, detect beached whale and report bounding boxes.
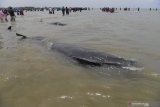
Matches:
[16,33,141,70]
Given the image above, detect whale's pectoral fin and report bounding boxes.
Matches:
[72,56,122,67]
[16,33,28,39]
[72,57,102,66]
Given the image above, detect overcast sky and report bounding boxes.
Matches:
[0,0,159,8]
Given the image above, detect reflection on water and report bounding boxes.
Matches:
[0,9,160,107]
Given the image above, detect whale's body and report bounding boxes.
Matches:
[50,43,140,69]
[16,33,141,70]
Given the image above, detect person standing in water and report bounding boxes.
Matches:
[52,8,55,14]
[66,7,69,15]
[49,7,52,14]
[62,7,65,16]
[3,9,8,22]
[8,7,16,22]
[150,8,152,11]
[0,9,5,22]
[20,8,24,16]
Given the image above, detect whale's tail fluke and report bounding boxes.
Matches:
[16,33,28,39]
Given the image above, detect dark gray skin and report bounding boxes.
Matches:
[51,43,139,68]
[49,22,67,26]
[16,33,141,69]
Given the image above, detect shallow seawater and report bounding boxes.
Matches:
[0,9,160,107]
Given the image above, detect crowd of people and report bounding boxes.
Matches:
[0,6,90,23]
[0,7,24,22]
[101,7,115,13]
[0,6,159,23]
[16,8,24,15]
[48,7,88,16]
[101,7,159,13]
[61,7,70,16]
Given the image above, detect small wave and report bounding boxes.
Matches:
[58,96,73,99]
[122,66,144,71]
[87,92,111,98]
[47,42,54,50]
[151,73,160,77]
